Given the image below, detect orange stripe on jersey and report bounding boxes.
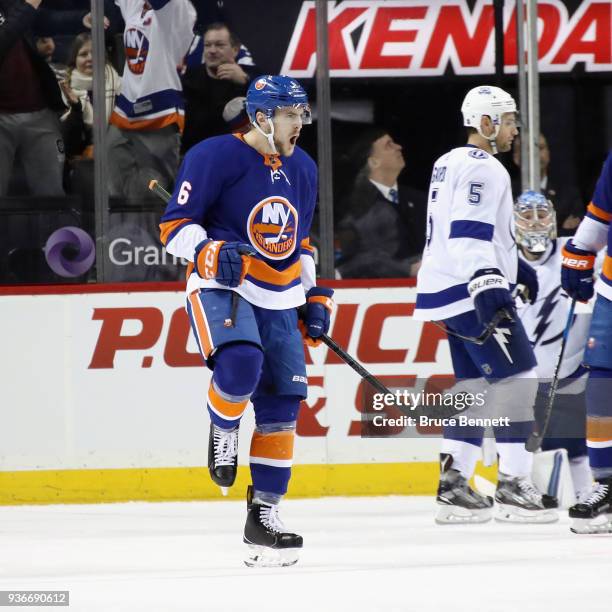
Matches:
[587,202,612,223]
[159,218,192,246]
[110,111,185,133]
[208,385,248,419]
[300,238,315,253]
[250,430,295,460]
[247,258,301,286]
[587,416,612,440]
[603,255,612,281]
[188,292,213,357]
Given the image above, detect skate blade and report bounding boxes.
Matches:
[435,504,492,525]
[220,486,229,497]
[244,545,300,568]
[570,514,612,534]
[495,503,559,524]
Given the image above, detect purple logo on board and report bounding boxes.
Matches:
[45,227,95,277]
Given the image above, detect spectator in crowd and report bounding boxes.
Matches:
[0,0,92,197]
[336,128,427,278]
[181,22,253,153]
[59,33,121,160]
[107,0,196,200]
[34,35,55,62]
[222,96,249,133]
[512,133,584,235]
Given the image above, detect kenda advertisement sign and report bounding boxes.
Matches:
[231,0,612,78]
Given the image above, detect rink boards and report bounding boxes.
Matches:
[0,281,470,504]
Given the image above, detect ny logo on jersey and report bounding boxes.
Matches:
[247,197,298,260]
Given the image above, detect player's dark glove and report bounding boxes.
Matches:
[194,239,256,288]
[468,268,515,327]
[517,258,539,304]
[561,240,595,302]
[298,287,334,347]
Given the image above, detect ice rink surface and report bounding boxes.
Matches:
[0,496,610,612]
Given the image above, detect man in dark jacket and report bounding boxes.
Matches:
[180,22,253,154]
[0,0,89,196]
[337,128,427,278]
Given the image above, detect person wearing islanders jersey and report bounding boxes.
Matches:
[413,86,556,525]
[514,191,594,502]
[107,0,196,199]
[159,75,333,567]
[561,151,612,534]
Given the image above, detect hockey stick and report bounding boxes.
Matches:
[525,297,577,452]
[320,334,393,396]
[432,307,514,346]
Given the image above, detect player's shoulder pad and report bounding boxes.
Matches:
[467,148,490,160]
[291,145,318,177]
[184,134,241,163]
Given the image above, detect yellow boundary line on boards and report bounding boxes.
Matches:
[0,462,499,505]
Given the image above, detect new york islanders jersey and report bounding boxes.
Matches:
[572,151,612,300]
[159,134,317,309]
[518,239,592,380]
[110,0,196,131]
[414,146,517,321]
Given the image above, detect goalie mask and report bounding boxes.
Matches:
[514,190,557,254]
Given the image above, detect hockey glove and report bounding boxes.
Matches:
[517,258,539,304]
[468,268,515,327]
[298,287,334,347]
[561,240,595,302]
[194,239,256,288]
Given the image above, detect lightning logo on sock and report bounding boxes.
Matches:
[492,327,513,363]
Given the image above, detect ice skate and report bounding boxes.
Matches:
[569,477,612,534]
[243,486,303,567]
[495,472,558,523]
[208,423,238,494]
[435,454,493,524]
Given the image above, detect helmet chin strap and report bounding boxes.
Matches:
[477,122,501,155]
[253,116,278,155]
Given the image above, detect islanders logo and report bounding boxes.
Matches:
[247,197,298,260]
[124,28,149,75]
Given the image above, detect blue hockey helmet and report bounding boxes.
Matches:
[514,190,557,253]
[245,75,312,125]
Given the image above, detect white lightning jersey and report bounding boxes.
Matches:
[518,238,598,380]
[414,146,517,321]
[110,0,196,131]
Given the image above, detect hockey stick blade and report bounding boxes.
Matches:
[525,298,577,452]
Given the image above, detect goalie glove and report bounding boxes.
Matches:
[194,239,256,288]
[468,268,515,327]
[561,240,595,302]
[298,287,334,347]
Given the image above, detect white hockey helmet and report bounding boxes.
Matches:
[461,86,517,150]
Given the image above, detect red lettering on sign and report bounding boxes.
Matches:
[89,308,163,369]
[297,376,329,436]
[422,5,493,68]
[287,5,368,71]
[552,2,612,65]
[357,303,415,363]
[164,308,203,367]
[413,321,448,363]
[325,303,358,364]
[361,6,428,69]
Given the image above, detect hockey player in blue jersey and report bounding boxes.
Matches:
[414,86,558,524]
[159,75,334,566]
[561,151,612,534]
[515,191,593,501]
